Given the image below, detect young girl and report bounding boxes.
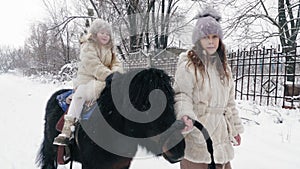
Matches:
[53,19,123,145]
[173,7,244,169]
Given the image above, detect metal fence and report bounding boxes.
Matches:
[227,46,300,108]
[122,50,178,81]
[122,47,300,108]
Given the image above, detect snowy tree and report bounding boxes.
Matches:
[42,0,81,64]
[41,0,188,54]
[0,47,14,73]
[24,21,79,74]
[223,0,300,82]
[0,46,27,73]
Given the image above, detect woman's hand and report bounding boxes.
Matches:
[233,134,241,146]
[181,115,194,133]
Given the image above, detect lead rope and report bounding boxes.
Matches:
[192,120,216,169]
[69,160,73,169]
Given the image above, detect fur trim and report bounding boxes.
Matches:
[194,6,222,22]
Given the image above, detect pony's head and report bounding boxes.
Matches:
[96,68,186,163]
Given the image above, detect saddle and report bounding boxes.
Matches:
[55,90,97,165]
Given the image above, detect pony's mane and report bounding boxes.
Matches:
[98,68,176,138]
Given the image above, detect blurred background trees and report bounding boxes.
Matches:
[1,0,299,82]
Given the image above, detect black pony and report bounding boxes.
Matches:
[36,68,186,169]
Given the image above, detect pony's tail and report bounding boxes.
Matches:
[35,140,45,167]
[35,113,58,169]
[35,136,56,169]
[36,89,68,169]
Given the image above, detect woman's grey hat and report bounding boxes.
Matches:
[192,7,223,44]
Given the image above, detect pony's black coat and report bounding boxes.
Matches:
[36,68,185,169]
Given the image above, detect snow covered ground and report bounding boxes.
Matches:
[0,71,299,169]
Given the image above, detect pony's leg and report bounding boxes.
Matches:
[80,157,132,169]
[121,167,130,169]
[81,165,88,169]
[111,158,132,169]
[121,166,130,169]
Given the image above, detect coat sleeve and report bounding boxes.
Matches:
[225,78,244,137]
[111,56,124,73]
[173,53,197,121]
[80,43,112,81]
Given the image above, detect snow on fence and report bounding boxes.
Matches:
[122,46,300,108]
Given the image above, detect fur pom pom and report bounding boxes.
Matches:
[194,6,221,22]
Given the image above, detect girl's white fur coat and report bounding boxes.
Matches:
[73,41,123,101]
[173,51,244,164]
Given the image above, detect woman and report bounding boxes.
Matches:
[173,7,244,169]
[53,19,123,146]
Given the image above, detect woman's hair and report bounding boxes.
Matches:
[186,39,230,83]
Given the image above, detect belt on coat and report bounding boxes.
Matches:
[204,107,238,144]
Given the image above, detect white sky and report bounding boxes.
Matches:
[0,0,46,47]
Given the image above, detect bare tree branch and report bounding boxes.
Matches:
[48,16,95,36]
[90,0,100,18]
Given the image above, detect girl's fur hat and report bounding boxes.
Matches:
[192,7,223,44]
[87,18,114,48]
[88,18,113,36]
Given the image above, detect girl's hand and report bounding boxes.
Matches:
[233,134,241,146]
[181,115,194,133]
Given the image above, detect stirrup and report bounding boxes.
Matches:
[53,135,69,146]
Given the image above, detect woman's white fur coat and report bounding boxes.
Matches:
[173,51,244,164]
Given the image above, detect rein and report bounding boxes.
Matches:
[192,119,216,169]
[158,119,216,169]
[159,120,186,145]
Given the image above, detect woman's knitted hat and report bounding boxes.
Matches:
[192,7,223,44]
